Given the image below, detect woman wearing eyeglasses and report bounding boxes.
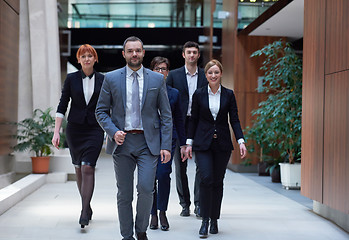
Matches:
[149,56,187,231]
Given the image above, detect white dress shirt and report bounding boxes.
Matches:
[208,85,221,120]
[124,65,144,131]
[185,65,198,116]
[83,74,95,105]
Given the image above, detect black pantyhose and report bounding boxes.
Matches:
[75,165,95,220]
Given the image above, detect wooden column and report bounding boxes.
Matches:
[222,0,281,168]
[302,0,349,214]
[301,0,326,203]
[322,0,349,213]
[0,0,19,155]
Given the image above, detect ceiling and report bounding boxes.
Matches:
[60,0,223,28]
[249,0,304,40]
[59,0,273,29]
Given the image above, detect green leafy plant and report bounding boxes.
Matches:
[13,108,63,157]
[245,40,302,165]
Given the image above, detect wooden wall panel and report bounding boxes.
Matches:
[221,0,237,92]
[323,71,349,213]
[300,0,326,202]
[303,0,349,214]
[231,92,268,165]
[4,0,19,13]
[231,35,282,165]
[234,35,284,93]
[325,0,349,74]
[222,0,284,166]
[0,0,19,155]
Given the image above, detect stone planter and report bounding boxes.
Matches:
[279,163,301,190]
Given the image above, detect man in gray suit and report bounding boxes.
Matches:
[96,36,172,240]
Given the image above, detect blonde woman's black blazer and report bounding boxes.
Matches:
[187,85,244,151]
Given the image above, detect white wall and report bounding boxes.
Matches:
[18,0,61,121]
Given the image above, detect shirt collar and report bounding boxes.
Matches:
[81,69,95,79]
[126,65,143,78]
[184,65,198,76]
[208,85,221,95]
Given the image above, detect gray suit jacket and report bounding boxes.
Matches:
[95,66,172,155]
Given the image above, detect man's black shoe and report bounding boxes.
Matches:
[194,205,201,218]
[180,207,190,217]
[136,232,148,240]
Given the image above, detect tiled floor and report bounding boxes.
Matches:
[0,152,348,240]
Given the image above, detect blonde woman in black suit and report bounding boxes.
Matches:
[52,44,104,228]
[186,59,247,238]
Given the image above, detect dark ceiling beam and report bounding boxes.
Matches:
[238,0,293,36]
[71,4,81,18]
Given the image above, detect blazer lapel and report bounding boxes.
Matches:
[204,88,215,122]
[197,68,207,88]
[216,86,226,120]
[120,67,127,112]
[181,66,189,96]
[77,71,87,106]
[141,68,149,109]
[88,73,101,107]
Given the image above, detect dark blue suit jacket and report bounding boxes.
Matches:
[166,66,207,118]
[187,85,244,151]
[167,85,186,146]
[57,70,104,126]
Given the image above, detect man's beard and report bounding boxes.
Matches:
[127,58,142,68]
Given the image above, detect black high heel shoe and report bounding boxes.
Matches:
[159,211,169,231]
[87,207,93,220]
[149,214,158,230]
[79,211,89,228]
[199,218,209,238]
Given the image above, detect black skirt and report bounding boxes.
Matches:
[66,122,104,167]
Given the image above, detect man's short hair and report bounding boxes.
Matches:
[182,41,200,52]
[123,36,144,51]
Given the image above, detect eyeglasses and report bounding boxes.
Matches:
[154,67,168,72]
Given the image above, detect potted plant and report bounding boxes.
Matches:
[13,108,63,174]
[246,40,302,186]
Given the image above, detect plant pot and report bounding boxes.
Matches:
[279,163,301,190]
[258,162,270,176]
[271,167,281,183]
[31,156,50,174]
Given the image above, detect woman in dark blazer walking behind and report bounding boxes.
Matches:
[149,57,187,231]
[52,44,104,228]
[186,59,247,238]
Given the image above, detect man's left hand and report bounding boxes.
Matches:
[160,149,171,163]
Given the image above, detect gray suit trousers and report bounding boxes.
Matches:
[113,133,158,240]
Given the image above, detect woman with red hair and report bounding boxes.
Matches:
[52,44,104,228]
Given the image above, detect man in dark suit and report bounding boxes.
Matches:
[96,36,172,240]
[166,41,207,217]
